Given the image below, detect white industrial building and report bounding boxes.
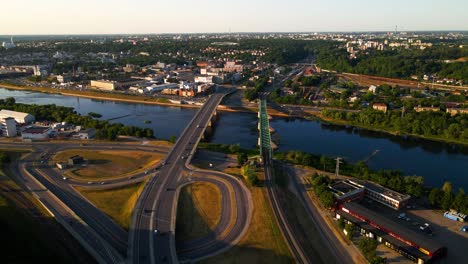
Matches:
[0,117,17,137]
[77,128,96,139]
[21,126,52,140]
[0,109,35,124]
[195,75,213,84]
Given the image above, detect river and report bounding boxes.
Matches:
[1,88,467,190]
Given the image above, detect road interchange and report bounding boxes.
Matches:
[1,91,254,264]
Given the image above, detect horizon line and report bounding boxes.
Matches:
[1,30,468,36]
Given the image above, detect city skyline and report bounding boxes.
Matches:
[1,0,468,34]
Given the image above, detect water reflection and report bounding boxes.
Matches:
[1,87,467,189]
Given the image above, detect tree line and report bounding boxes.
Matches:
[0,97,153,140]
[322,108,468,142]
[316,43,468,83]
[276,150,468,214]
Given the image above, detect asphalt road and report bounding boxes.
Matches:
[1,91,252,264]
[12,150,124,263]
[176,168,252,262]
[286,165,357,264]
[130,92,252,264]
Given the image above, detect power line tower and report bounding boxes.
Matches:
[335,157,342,177]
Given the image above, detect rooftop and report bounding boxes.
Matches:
[22,126,50,134]
[0,109,32,119]
[347,179,411,202]
[341,202,444,255]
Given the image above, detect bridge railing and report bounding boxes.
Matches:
[258,99,273,160]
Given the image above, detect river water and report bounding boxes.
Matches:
[1,88,467,190]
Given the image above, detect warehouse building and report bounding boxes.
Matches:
[330,179,411,210]
[336,202,446,263]
[21,126,52,140]
[0,117,17,137]
[90,78,145,91]
[0,109,35,124]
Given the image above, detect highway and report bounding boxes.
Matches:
[176,168,252,262]
[0,89,251,264]
[286,165,358,264]
[12,150,124,264]
[129,92,252,264]
[1,141,168,263]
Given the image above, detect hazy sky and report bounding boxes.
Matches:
[1,0,467,34]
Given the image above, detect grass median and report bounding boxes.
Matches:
[176,182,222,242]
[53,149,163,180]
[75,182,145,230]
[201,166,293,264]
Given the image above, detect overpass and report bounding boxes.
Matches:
[129,91,251,264]
[4,89,251,264]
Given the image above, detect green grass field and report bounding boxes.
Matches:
[75,182,145,230]
[176,182,222,242]
[53,149,163,180]
[201,187,293,264]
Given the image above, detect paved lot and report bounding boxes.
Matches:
[407,208,468,263]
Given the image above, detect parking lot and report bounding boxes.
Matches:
[407,208,468,263]
[361,199,467,263]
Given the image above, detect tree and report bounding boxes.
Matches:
[144,128,154,138]
[5,97,15,105]
[237,152,248,166]
[338,218,345,229]
[452,188,466,212]
[229,144,241,153]
[358,237,377,259]
[169,135,177,143]
[345,223,355,239]
[429,188,443,207]
[319,191,336,208]
[442,181,453,194]
[442,192,454,210]
[0,152,10,164]
[248,172,259,186]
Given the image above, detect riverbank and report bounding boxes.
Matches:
[1,82,465,146]
[312,113,468,147]
[0,82,202,108]
[0,82,292,117]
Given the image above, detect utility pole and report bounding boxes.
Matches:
[335,157,342,177]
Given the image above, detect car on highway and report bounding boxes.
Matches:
[100,182,105,185]
[63,177,67,180]
[154,229,158,234]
